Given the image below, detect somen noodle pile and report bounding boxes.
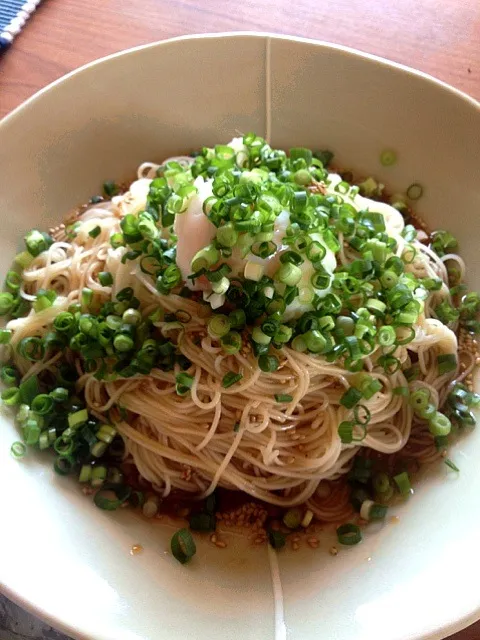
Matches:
[2,135,479,532]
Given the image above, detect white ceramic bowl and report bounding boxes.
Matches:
[1,33,479,640]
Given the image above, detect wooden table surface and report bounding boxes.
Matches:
[0,1,479,639]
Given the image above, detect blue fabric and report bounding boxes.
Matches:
[0,0,42,51]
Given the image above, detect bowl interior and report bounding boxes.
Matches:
[0,33,479,640]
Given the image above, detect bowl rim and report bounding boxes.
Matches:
[1,31,479,640]
[1,31,478,133]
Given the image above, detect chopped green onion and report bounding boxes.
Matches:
[110,233,125,248]
[378,326,396,347]
[291,335,307,352]
[393,471,411,497]
[360,499,388,521]
[418,402,436,420]
[276,262,302,286]
[19,375,39,404]
[336,523,362,546]
[338,421,354,444]
[228,309,246,330]
[212,276,230,295]
[258,355,279,373]
[437,354,457,375]
[122,308,141,325]
[68,408,88,429]
[216,223,238,248]
[304,330,326,354]
[189,512,216,532]
[208,314,231,339]
[176,372,194,396]
[221,331,242,354]
[24,229,53,257]
[406,183,423,200]
[171,528,196,564]
[54,312,75,333]
[435,435,449,450]
[0,292,15,315]
[96,424,117,444]
[89,225,101,238]
[94,483,132,510]
[381,270,398,289]
[0,328,11,344]
[113,334,134,352]
[38,433,50,450]
[103,181,120,197]
[353,375,382,400]
[81,288,93,309]
[222,372,243,388]
[54,435,74,456]
[380,149,397,166]
[252,326,271,345]
[24,419,41,445]
[16,404,29,423]
[410,388,430,414]
[91,465,108,487]
[275,394,293,403]
[444,458,459,472]
[429,411,451,436]
[54,455,75,475]
[15,251,34,269]
[353,404,371,425]
[31,394,54,415]
[268,530,286,550]
[1,365,18,386]
[191,245,219,272]
[5,270,21,292]
[98,271,113,286]
[372,472,391,494]
[393,386,409,396]
[340,387,363,409]
[11,441,26,458]
[283,507,303,529]
[79,464,92,483]
[1,387,20,405]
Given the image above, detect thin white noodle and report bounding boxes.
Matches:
[5,161,468,509]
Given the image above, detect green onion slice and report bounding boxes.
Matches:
[380,149,397,166]
[268,529,286,550]
[406,183,423,200]
[222,372,243,388]
[336,523,362,546]
[94,483,132,510]
[171,528,197,564]
[444,458,459,472]
[393,471,411,496]
[11,441,26,458]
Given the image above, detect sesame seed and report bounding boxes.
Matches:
[130,544,143,556]
[329,546,338,556]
